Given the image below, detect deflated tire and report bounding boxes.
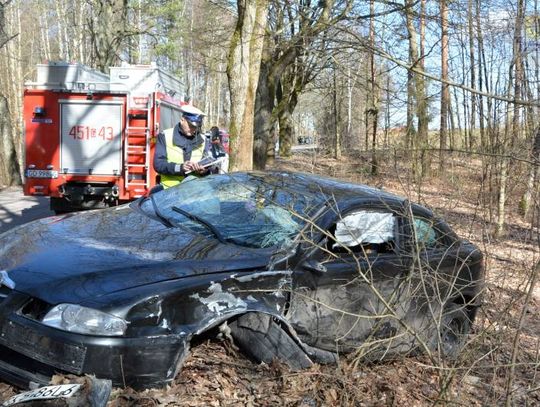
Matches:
[229,313,313,370]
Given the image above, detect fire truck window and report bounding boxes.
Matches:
[160,106,176,129]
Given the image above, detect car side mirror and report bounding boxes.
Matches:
[300,259,327,274]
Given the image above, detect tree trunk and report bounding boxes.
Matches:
[418,0,429,176]
[368,0,378,175]
[405,0,417,156]
[520,129,540,217]
[468,0,476,150]
[475,0,486,152]
[439,0,449,172]
[0,0,15,50]
[405,0,426,177]
[0,95,20,185]
[278,106,294,158]
[54,0,67,60]
[520,0,540,218]
[497,0,525,238]
[0,0,21,185]
[227,0,269,171]
[253,55,276,169]
[333,62,341,160]
[347,65,353,145]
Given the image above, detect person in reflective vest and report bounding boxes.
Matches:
[153,104,208,188]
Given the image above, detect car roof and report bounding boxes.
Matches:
[247,171,403,201]
[241,171,434,219]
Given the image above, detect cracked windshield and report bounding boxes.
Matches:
[140,174,325,248]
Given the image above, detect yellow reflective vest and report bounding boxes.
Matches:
[160,128,205,189]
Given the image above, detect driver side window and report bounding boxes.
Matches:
[330,210,397,255]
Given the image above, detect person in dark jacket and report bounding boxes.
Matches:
[205,126,229,174]
[153,104,208,188]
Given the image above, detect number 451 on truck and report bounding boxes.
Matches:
[23,62,186,214]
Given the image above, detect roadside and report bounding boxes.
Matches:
[0,153,538,406]
[0,186,54,235]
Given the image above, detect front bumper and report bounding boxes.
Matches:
[0,298,187,390]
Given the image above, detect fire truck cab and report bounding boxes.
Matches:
[23,62,186,213]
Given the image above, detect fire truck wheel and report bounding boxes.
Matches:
[50,197,69,214]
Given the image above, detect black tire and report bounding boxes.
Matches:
[50,197,71,214]
[50,197,108,214]
[437,303,471,359]
[229,313,313,370]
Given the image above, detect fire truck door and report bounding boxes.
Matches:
[60,100,124,175]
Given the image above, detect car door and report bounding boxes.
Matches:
[287,203,414,358]
[407,212,478,313]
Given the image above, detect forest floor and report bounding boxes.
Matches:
[0,151,538,406]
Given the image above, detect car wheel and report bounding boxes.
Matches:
[437,303,471,359]
[229,313,313,370]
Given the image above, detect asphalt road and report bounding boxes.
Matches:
[290,144,318,152]
[0,186,54,235]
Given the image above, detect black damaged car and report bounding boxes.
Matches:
[0,172,484,389]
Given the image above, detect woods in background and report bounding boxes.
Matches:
[0,0,538,237]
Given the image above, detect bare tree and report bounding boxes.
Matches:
[86,0,133,71]
[519,0,540,218]
[0,0,17,50]
[467,0,476,151]
[252,0,352,169]
[0,0,22,185]
[405,0,429,178]
[367,0,379,175]
[496,0,525,237]
[227,0,269,171]
[439,0,450,172]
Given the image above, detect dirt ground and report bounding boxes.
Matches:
[0,151,539,406]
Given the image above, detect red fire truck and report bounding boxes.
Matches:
[23,62,186,213]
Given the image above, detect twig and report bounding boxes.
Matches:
[504,259,540,406]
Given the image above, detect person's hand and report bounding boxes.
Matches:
[183,160,204,173]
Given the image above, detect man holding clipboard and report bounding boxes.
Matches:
[153,104,211,189]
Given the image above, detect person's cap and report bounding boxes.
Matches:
[180,104,206,127]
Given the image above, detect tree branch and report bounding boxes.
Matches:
[336,26,540,107]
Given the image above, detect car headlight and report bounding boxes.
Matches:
[42,304,128,336]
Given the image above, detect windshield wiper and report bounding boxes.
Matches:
[150,194,174,228]
[171,205,226,244]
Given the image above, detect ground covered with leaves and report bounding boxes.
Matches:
[0,151,538,406]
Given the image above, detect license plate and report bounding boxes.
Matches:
[25,169,58,179]
[2,384,82,406]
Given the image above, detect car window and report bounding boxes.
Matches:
[413,217,447,249]
[139,174,326,249]
[331,210,397,255]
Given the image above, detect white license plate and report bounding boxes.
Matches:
[2,384,82,406]
[25,169,58,179]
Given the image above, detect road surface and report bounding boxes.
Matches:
[0,186,54,235]
[291,144,318,152]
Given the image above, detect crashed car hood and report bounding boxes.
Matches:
[0,205,271,304]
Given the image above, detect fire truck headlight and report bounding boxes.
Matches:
[42,304,128,336]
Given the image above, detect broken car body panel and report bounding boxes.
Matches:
[0,172,484,389]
